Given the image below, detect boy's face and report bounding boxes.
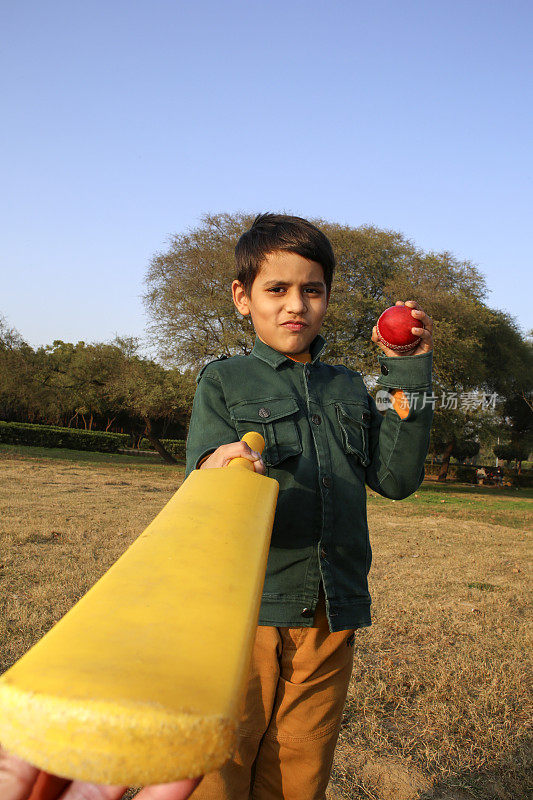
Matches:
[232,251,329,355]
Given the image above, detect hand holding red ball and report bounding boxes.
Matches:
[372,301,433,357]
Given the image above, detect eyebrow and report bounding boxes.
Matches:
[262,280,325,288]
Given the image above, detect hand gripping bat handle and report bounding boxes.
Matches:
[227,432,265,471]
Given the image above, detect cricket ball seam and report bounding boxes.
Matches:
[376,322,421,352]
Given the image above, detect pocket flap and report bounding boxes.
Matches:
[230,397,300,424]
[336,402,372,427]
[230,398,301,467]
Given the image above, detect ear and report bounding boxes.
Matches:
[232,280,251,316]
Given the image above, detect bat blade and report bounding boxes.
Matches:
[0,440,278,785]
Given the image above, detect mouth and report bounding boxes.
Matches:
[281,321,308,332]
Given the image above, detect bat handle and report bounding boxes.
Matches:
[227,432,265,471]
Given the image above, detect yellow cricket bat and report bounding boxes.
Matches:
[0,432,278,785]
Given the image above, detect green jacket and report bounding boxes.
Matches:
[186,336,433,632]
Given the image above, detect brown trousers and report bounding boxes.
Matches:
[191,586,355,800]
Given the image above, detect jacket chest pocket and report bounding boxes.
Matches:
[335,402,372,467]
[230,398,302,467]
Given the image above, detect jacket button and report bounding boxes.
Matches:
[380,364,389,376]
[311,414,322,425]
[258,407,271,419]
[362,411,371,423]
[320,547,327,559]
[301,607,314,618]
[322,476,332,488]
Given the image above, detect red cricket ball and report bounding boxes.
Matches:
[376,305,422,352]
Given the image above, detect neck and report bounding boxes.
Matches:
[285,352,311,363]
[255,335,315,363]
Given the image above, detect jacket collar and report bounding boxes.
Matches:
[250,335,327,369]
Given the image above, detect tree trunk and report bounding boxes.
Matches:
[105,417,116,432]
[144,418,178,465]
[437,442,454,482]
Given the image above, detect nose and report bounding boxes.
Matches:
[284,289,307,315]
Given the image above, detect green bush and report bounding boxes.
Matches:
[512,473,533,488]
[0,421,130,453]
[455,465,478,484]
[424,463,443,477]
[424,462,459,479]
[139,438,187,459]
[500,468,533,487]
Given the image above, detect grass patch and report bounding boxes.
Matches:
[331,489,532,800]
[0,452,531,800]
[467,582,499,592]
[367,482,533,531]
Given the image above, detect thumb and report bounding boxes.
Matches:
[0,747,39,800]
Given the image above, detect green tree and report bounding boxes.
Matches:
[143,213,491,383]
[25,339,133,429]
[0,321,195,463]
[105,342,195,463]
[493,441,530,473]
[144,213,255,368]
[144,213,531,479]
[42,337,195,462]
[426,308,532,480]
[0,316,48,422]
[429,405,496,479]
[490,329,533,475]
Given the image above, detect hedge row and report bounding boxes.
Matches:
[424,461,533,487]
[456,467,533,487]
[2,421,530,481]
[139,438,187,459]
[425,464,482,482]
[0,421,130,453]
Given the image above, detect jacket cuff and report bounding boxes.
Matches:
[376,350,433,391]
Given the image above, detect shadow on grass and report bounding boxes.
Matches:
[331,736,532,799]
[420,736,533,800]
[416,482,532,500]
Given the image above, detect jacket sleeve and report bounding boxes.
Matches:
[365,351,434,500]
[185,370,239,478]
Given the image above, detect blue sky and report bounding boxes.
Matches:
[1,0,532,351]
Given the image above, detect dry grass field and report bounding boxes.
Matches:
[0,445,531,800]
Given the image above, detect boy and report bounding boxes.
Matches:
[186,214,434,800]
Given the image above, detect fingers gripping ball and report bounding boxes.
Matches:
[376,306,423,353]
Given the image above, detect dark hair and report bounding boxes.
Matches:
[235,213,335,295]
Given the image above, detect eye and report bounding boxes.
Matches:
[267,286,286,294]
[304,287,322,294]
